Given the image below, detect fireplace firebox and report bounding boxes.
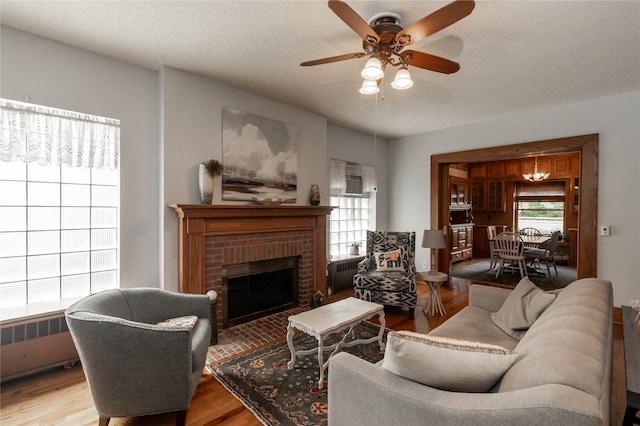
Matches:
[222,256,299,328]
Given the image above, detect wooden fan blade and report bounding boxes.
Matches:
[403,50,460,74]
[328,0,380,43]
[301,52,367,67]
[396,0,475,47]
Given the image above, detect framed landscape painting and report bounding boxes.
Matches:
[222,108,298,203]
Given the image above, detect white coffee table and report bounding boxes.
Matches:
[286,297,385,387]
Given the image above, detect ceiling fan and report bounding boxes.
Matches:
[301,0,475,93]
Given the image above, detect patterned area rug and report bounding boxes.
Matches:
[208,321,388,426]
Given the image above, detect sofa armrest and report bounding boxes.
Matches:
[468,284,512,312]
[328,352,604,426]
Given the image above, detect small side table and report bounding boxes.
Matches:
[420,271,448,316]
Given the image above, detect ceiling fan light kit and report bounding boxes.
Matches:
[301,0,475,95]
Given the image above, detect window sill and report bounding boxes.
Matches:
[0,297,82,325]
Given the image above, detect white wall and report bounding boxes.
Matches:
[161,66,329,291]
[389,91,640,307]
[327,124,389,230]
[1,26,161,289]
[5,25,637,306]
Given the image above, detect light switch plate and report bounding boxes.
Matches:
[600,225,611,236]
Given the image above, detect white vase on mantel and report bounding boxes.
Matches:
[198,164,214,204]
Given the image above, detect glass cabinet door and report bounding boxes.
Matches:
[487,181,505,211]
[458,184,466,205]
[450,183,458,205]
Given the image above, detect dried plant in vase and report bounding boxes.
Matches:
[199,159,224,204]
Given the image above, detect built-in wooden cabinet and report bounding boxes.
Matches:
[505,162,521,178]
[553,156,572,177]
[470,153,579,214]
[472,180,505,212]
[487,181,505,211]
[471,181,485,211]
[450,224,473,263]
[450,177,472,207]
[487,162,505,179]
[469,164,486,180]
[476,153,578,182]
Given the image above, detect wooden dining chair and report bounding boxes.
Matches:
[487,226,500,270]
[518,227,544,248]
[495,231,528,279]
[525,230,562,277]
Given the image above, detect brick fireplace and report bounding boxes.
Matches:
[169,205,333,330]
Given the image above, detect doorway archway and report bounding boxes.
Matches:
[431,133,597,279]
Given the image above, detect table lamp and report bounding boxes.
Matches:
[422,229,446,275]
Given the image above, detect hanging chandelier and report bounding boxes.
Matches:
[522,157,550,182]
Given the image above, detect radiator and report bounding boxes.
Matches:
[1,313,79,382]
[327,256,364,295]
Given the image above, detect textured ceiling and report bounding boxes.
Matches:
[1,1,639,139]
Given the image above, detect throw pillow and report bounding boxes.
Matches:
[373,250,404,271]
[156,315,199,329]
[382,331,518,392]
[490,277,557,340]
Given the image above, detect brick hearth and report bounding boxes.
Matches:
[170,205,334,330]
[204,230,314,330]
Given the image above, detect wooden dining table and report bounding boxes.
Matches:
[489,235,551,248]
[519,235,551,248]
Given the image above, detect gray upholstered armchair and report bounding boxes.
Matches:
[65,288,212,426]
[353,231,417,314]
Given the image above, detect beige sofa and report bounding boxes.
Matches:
[328,278,613,426]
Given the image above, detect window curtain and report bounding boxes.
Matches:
[362,164,377,192]
[330,159,346,192]
[0,98,120,170]
[516,181,565,197]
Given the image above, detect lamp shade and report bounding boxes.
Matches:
[361,57,384,80]
[359,78,380,95]
[391,66,413,90]
[422,230,446,249]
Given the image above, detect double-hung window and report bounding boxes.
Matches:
[0,99,120,309]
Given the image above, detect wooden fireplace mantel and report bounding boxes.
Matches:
[169,204,335,295]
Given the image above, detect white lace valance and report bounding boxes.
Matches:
[0,98,120,170]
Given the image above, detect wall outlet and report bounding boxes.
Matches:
[422,262,429,270]
[600,225,611,236]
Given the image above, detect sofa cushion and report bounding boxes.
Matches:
[490,277,556,340]
[382,331,518,392]
[429,305,519,350]
[373,250,404,271]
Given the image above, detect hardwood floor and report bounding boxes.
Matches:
[1,278,628,425]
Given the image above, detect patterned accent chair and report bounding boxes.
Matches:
[353,231,417,314]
